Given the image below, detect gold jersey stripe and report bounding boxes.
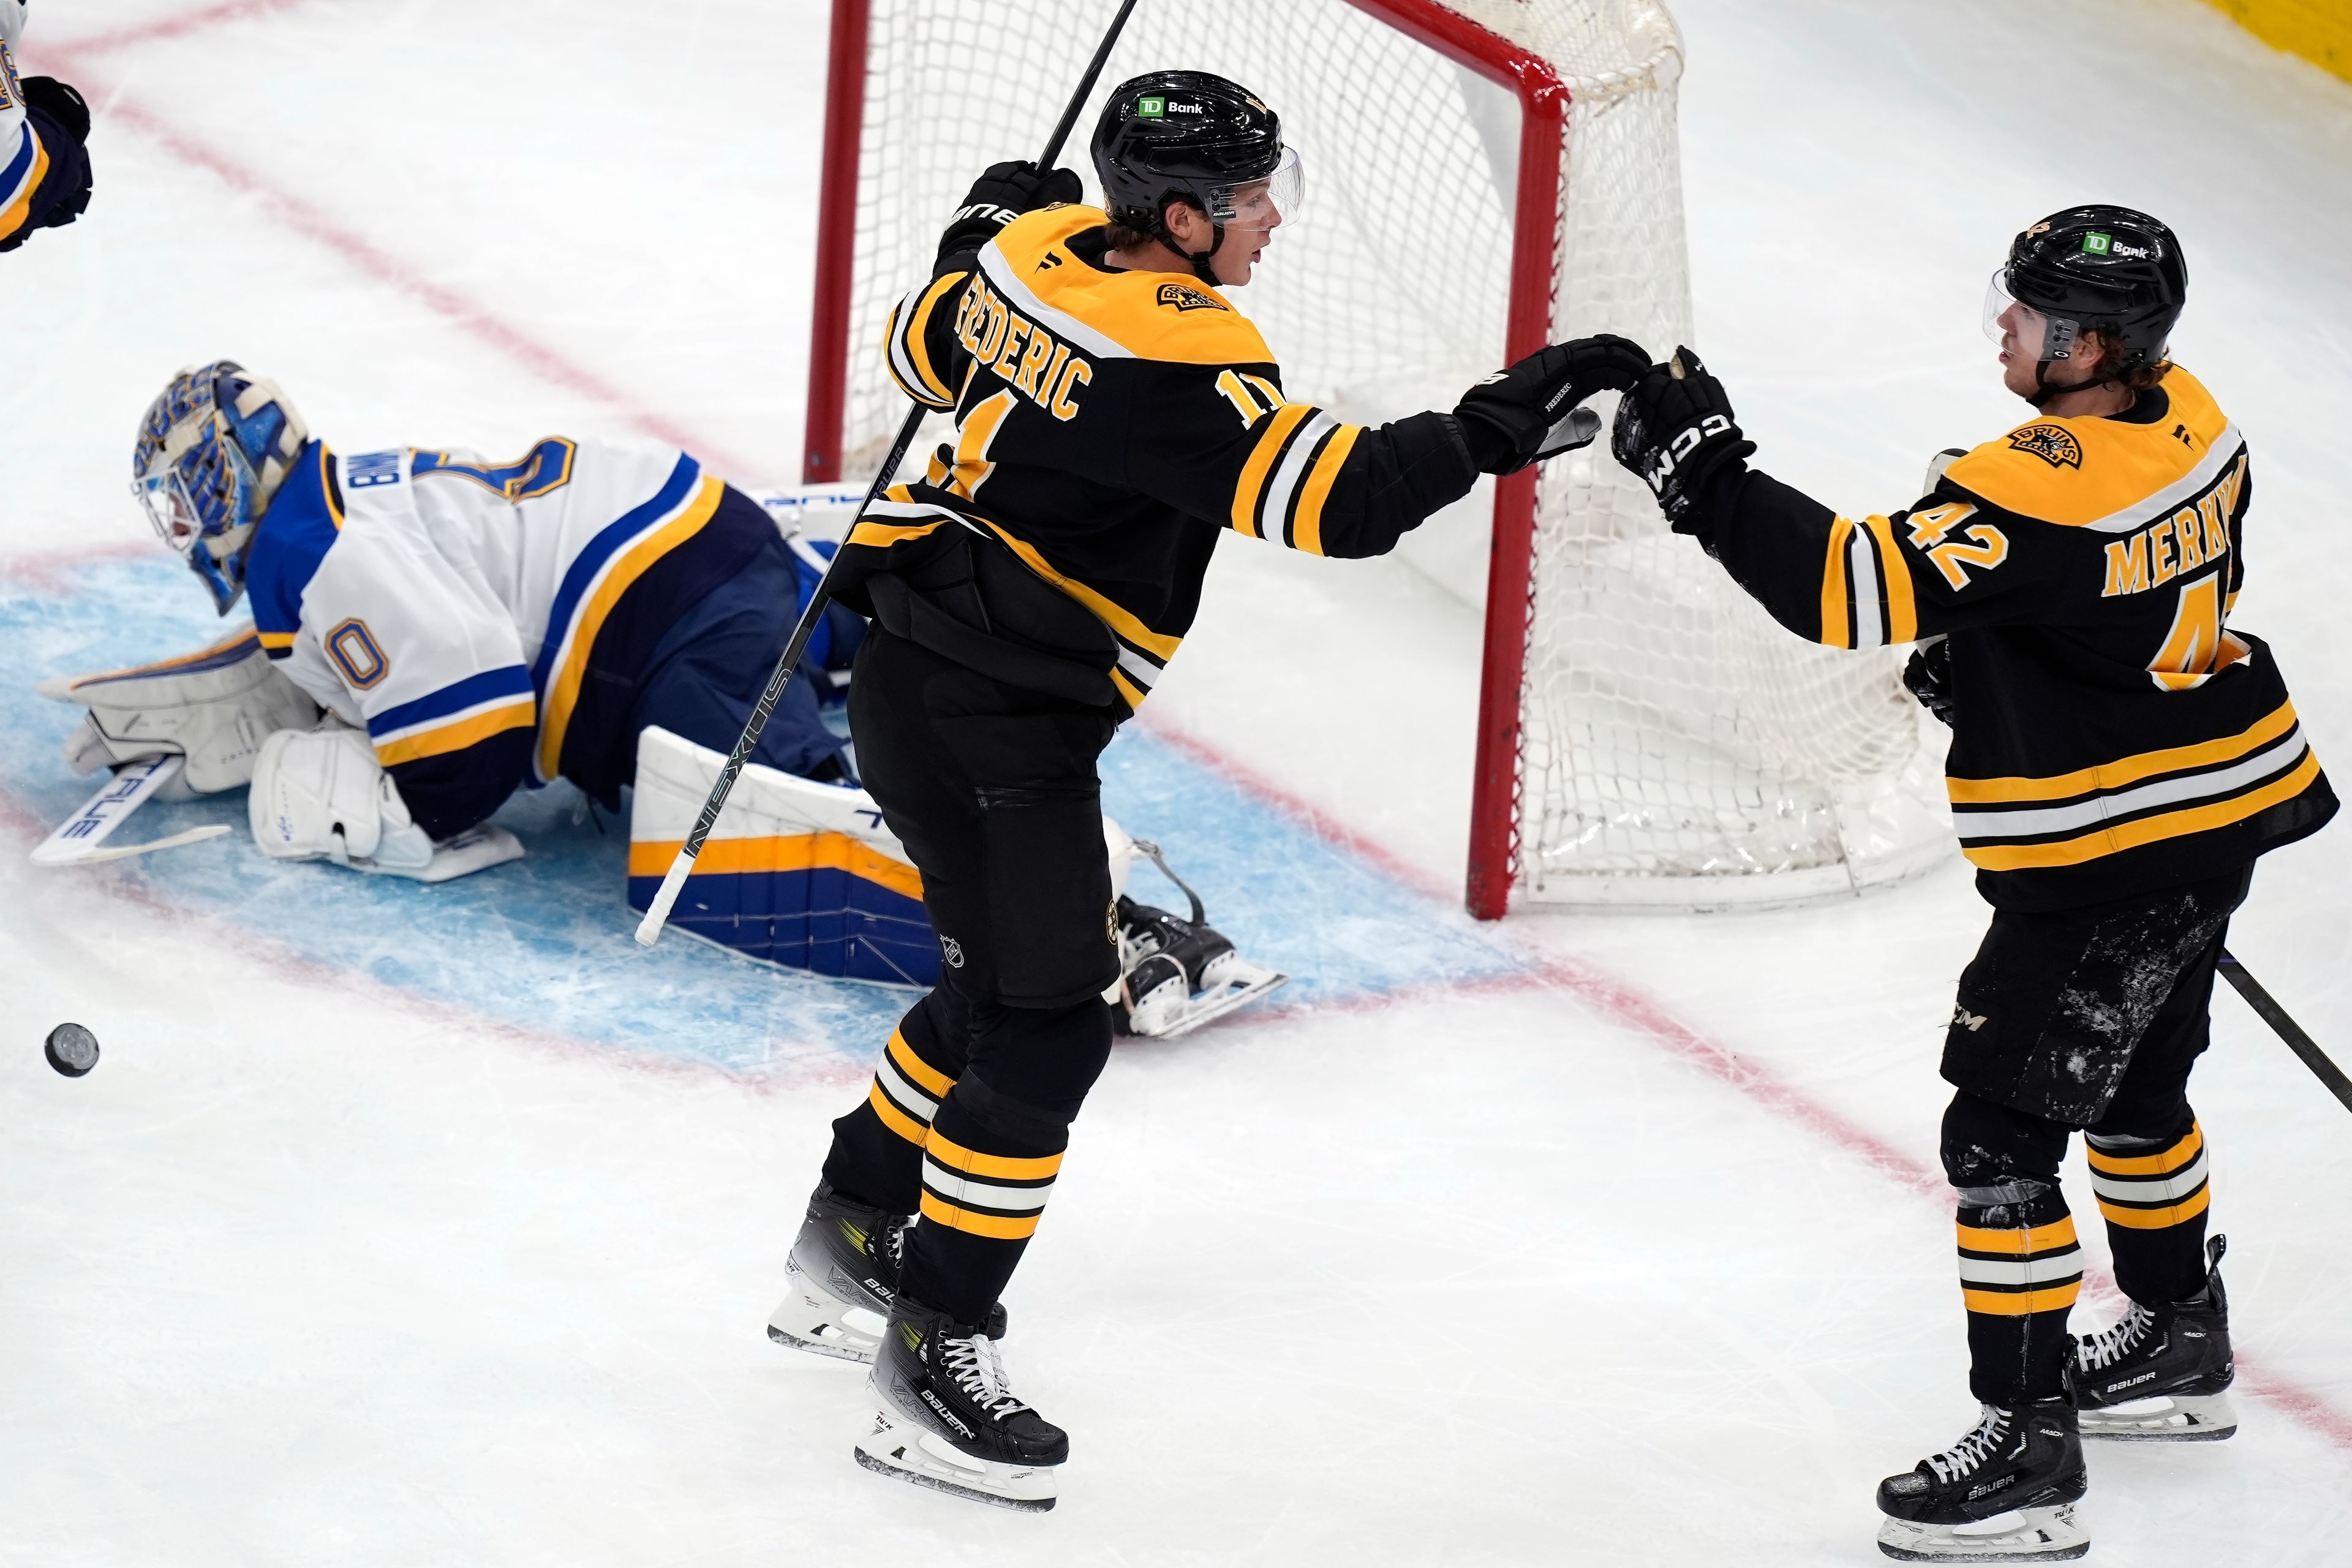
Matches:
[2086,1123,2202,1177]
[900,271,963,404]
[1110,668,1147,710]
[1962,1281,2084,1316]
[1955,1216,2079,1255]
[374,699,536,768]
[847,516,954,550]
[1820,514,1855,649]
[867,1080,929,1147]
[1231,403,1315,539]
[922,1128,1063,1182]
[1962,748,2320,871]
[887,1027,956,1099]
[1948,699,2299,805]
[918,1192,1042,1240]
[1860,512,1918,642]
[971,516,1182,659]
[2097,1185,2211,1229]
[1289,423,1361,557]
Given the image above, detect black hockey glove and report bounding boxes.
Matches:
[1903,635,1956,726]
[0,78,94,252]
[937,160,1084,262]
[1453,334,1652,476]
[23,78,91,146]
[1610,347,1757,535]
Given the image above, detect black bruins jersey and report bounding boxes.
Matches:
[1705,365,2334,910]
[831,203,1476,714]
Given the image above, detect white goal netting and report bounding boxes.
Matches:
[826,0,1951,910]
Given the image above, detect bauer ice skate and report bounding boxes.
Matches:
[2070,1234,2236,1441]
[854,1296,1065,1511]
[1112,839,1284,1039]
[767,1185,1003,1363]
[1875,1399,2088,1562]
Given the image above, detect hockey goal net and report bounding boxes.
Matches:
[804,0,1951,916]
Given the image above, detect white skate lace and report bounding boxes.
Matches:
[1924,1407,2010,1483]
[2078,1302,2156,1371]
[941,1330,1031,1419]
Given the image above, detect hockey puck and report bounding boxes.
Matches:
[45,1022,99,1077]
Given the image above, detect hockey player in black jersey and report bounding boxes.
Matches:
[763,70,1650,1510]
[1604,207,2335,1561]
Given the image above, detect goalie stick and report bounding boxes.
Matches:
[2217,949,2352,1116]
[30,754,232,867]
[635,0,1144,948]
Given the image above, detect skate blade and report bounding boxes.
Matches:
[1130,969,1288,1040]
[764,1268,884,1363]
[854,1409,1057,1512]
[2079,1390,2236,1442]
[1877,1502,2087,1562]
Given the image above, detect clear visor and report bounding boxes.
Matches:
[1983,270,2081,364]
[1204,145,1303,232]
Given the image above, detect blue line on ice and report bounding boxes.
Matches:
[2,557,1530,1076]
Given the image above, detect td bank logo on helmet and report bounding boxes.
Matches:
[2078,231,2150,259]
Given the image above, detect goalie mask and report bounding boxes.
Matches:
[1091,69,1302,286]
[1983,206,2185,406]
[132,360,309,614]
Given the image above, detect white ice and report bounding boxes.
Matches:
[4,0,2350,1562]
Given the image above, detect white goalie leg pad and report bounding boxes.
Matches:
[42,628,322,793]
[248,725,523,882]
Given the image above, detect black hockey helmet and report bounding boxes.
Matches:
[1091,70,1298,284]
[1985,205,2186,402]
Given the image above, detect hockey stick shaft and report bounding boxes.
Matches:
[2217,949,2352,1115]
[634,0,1141,948]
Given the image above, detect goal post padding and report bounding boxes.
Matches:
[803,0,1951,918]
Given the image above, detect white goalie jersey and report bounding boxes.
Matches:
[243,434,774,838]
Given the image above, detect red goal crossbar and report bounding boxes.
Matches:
[801,0,1570,922]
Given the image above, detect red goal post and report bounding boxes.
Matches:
[801,0,1950,920]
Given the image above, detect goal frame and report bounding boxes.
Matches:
[802,0,1573,922]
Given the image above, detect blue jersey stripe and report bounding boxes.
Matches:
[367,664,535,738]
[529,453,701,696]
[246,442,341,637]
[0,124,34,200]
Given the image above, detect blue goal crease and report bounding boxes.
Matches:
[0,556,1531,1077]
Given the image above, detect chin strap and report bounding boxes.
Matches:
[2027,357,2125,409]
[1154,213,1226,287]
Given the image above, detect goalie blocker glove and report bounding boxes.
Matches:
[1610,347,1757,535]
[1453,334,1651,476]
[937,161,1084,265]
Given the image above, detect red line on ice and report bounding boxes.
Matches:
[46,0,322,58]
[39,37,773,486]
[1146,712,2352,1455]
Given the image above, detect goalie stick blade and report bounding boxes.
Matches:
[30,754,189,865]
[37,824,233,866]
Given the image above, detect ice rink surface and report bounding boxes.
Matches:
[5,0,2350,1561]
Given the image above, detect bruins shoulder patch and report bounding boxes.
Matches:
[2007,423,2083,469]
[1156,280,1227,313]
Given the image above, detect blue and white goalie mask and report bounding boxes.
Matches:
[132,361,309,614]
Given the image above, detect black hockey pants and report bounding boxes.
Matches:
[1937,866,2249,1405]
[820,628,1121,1325]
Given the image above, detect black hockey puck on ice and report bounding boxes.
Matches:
[45,1023,99,1077]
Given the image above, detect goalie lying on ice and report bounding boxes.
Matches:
[100,359,863,876]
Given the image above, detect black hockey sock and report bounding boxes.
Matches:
[821,991,968,1215]
[1958,1188,2083,1406]
[899,1082,1068,1325]
[2087,1115,2212,1306]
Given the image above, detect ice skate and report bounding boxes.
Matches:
[1111,843,1286,1039]
[767,1185,1003,1363]
[1875,1400,2088,1562]
[854,1296,1065,1512]
[2070,1235,2236,1441]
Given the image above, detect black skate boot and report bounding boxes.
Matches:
[2070,1234,2235,1441]
[1875,1398,2088,1562]
[766,1185,1003,1363]
[854,1295,1066,1511]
